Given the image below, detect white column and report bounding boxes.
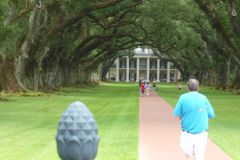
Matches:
[177,70,181,80]
[116,58,119,82]
[147,58,150,81]
[108,71,111,80]
[157,59,160,82]
[136,58,139,81]
[167,61,171,82]
[126,57,129,82]
[174,70,177,82]
[106,72,109,80]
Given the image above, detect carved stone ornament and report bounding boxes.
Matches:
[56,101,99,160]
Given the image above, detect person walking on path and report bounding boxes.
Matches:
[152,82,158,91]
[145,82,151,96]
[173,79,215,160]
[140,82,145,96]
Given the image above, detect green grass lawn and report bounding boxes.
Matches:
[1,82,240,160]
[157,83,240,160]
[0,83,139,160]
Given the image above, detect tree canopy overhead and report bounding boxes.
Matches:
[0,0,240,92]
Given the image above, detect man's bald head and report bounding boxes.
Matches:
[188,79,199,91]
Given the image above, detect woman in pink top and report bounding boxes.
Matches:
[140,83,145,96]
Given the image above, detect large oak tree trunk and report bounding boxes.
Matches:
[43,58,60,90]
[99,59,115,81]
[60,60,72,86]
[232,76,240,90]
[15,55,28,90]
[0,58,21,92]
[33,64,44,91]
[231,67,240,90]
[221,58,231,90]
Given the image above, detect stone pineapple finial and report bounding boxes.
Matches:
[56,101,99,160]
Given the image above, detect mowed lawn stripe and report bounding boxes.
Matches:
[0,83,139,160]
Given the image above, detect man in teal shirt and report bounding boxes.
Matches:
[173,79,215,160]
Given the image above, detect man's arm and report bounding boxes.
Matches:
[173,96,182,118]
[206,98,215,119]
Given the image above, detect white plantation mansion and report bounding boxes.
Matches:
[107,47,181,82]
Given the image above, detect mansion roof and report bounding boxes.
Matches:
[132,47,159,58]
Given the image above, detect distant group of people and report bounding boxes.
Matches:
[139,80,158,96]
[139,80,183,97]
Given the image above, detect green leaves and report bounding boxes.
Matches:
[0,0,8,22]
[0,24,22,56]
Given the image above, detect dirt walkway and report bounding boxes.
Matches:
[139,92,232,160]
